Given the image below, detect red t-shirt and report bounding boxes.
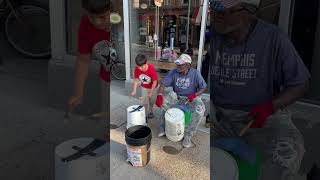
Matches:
[78,16,110,82]
[134,64,158,89]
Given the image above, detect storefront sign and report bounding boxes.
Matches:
[154,0,163,7]
[110,13,122,24]
[140,3,148,9]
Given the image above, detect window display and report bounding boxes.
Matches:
[126,0,208,80]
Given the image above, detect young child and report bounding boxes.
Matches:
[131,54,158,119]
[68,0,110,114]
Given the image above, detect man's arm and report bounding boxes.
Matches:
[158,83,165,95]
[195,71,208,96]
[195,88,207,97]
[273,80,310,111]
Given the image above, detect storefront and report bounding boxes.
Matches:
[121,0,292,91]
[48,0,320,112]
[122,0,209,82]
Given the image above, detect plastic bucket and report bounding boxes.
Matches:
[234,149,262,180]
[212,148,239,180]
[184,111,192,127]
[55,138,107,180]
[174,104,192,127]
[165,108,185,142]
[125,125,152,167]
[127,105,146,129]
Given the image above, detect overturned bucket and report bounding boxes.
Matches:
[125,125,152,167]
[55,138,107,180]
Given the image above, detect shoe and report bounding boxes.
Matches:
[158,126,165,137]
[205,122,211,128]
[147,112,154,119]
[182,135,192,148]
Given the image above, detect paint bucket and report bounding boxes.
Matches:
[55,138,107,180]
[184,111,192,126]
[212,147,239,180]
[125,125,152,167]
[234,149,262,180]
[173,104,192,127]
[212,147,262,180]
[127,105,146,129]
[165,108,185,142]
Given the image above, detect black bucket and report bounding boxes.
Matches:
[125,125,152,167]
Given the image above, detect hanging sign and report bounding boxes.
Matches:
[110,12,122,24]
[154,0,163,7]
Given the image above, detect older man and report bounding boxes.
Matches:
[209,0,310,179]
[155,54,207,148]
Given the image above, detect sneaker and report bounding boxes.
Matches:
[147,112,154,119]
[182,135,192,148]
[158,126,165,137]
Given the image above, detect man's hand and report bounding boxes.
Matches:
[187,93,197,102]
[68,95,83,112]
[156,94,163,107]
[249,100,274,128]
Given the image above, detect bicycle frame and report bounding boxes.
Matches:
[0,0,24,24]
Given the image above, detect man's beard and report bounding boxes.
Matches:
[213,22,242,35]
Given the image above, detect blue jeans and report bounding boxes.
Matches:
[211,104,305,180]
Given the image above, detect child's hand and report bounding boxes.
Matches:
[68,95,83,112]
[131,91,136,96]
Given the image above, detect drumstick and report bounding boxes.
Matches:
[239,117,255,137]
[139,96,148,100]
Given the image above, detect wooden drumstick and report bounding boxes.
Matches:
[239,117,255,137]
[139,96,148,100]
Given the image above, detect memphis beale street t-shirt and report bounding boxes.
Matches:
[209,19,310,111]
[78,15,110,82]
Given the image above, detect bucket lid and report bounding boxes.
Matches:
[165,108,185,123]
[127,105,145,113]
[55,138,107,162]
[212,148,239,180]
[125,125,152,147]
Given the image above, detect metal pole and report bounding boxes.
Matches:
[186,0,192,50]
[123,0,131,80]
[197,0,208,71]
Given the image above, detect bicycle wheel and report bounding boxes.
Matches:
[5,5,51,58]
[111,62,126,80]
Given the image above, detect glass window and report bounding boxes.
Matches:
[128,0,205,80]
[65,0,83,55]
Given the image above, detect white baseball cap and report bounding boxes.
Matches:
[175,54,192,65]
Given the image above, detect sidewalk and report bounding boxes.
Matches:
[110,80,210,179]
[0,49,106,179]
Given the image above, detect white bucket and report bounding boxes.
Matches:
[55,138,107,180]
[212,148,239,180]
[165,108,185,142]
[127,105,146,129]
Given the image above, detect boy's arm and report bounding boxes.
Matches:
[68,54,91,111]
[149,80,158,96]
[73,54,91,97]
[131,79,139,95]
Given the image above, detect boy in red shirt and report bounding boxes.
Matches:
[68,0,110,115]
[131,54,158,119]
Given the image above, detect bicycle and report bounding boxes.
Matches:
[0,0,51,58]
[101,42,126,80]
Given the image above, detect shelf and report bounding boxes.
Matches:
[136,5,199,14]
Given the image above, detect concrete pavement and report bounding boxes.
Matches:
[110,80,210,180]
